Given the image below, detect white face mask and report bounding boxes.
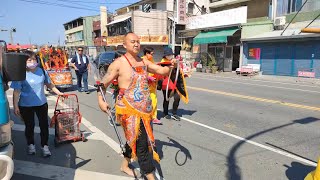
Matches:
[165,55,174,60]
[27,62,38,69]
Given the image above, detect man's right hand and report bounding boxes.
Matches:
[99,101,111,116]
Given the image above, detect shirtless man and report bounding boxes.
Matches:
[97,32,175,180]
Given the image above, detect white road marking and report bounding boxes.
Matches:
[80,117,121,153]
[192,76,320,94]
[12,124,100,142]
[14,159,132,180]
[88,83,319,167]
[49,93,164,179]
[179,115,317,167]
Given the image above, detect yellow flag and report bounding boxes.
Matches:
[305,160,320,180]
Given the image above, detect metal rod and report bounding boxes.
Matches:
[98,85,126,153]
[281,0,309,36]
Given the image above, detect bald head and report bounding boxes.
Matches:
[123,32,140,55]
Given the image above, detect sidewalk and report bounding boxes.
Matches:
[192,70,320,86]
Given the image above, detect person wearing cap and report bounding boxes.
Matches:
[159,47,189,121]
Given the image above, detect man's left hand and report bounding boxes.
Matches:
[170,58,178,68]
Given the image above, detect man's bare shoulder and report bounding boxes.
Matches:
[109,57,124,69]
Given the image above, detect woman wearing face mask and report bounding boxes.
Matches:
[11,51,63,157]
[160,47,189,121]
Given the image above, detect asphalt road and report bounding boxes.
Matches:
[8,71,320,180]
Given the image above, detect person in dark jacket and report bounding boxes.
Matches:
[71,47,90,94]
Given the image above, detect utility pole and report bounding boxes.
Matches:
[172,16,176,53]
[0,28,16,44]
[171,0,177,53]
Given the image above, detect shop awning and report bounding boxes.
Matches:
[193,28,238,44]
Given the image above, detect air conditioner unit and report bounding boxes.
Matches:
[274,16,286,30]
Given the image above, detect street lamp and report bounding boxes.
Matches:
[0,28,16,44]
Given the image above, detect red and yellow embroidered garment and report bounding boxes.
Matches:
[115,59,159,163]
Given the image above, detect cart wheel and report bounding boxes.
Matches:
[82,135,87,142]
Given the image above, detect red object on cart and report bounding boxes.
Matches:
[50,94,85,146]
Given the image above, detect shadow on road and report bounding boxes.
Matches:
[226,117,319,180]
[155,137,192,164]
[157,108,197,119]
[10,105,91,179]
[284,161,316,180]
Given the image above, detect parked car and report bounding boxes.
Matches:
[92,51,125,78]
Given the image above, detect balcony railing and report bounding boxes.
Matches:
[209,0,250,8]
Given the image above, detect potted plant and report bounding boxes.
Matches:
[200,53,208,73]
[207,53,218,74]
[204,66,211,73]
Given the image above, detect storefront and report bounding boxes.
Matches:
[180,6,247,72]
[193,27,241,71]
[242,30,320,77]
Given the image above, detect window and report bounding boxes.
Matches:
[151,3,157,9]
[188,3,194,14]
[277,0,319,16]
[216,47,224,58]
[78,20,83,26]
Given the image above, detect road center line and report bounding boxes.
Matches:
[192,76,320,94]
[195,73,320,88]
[188,86,320,111]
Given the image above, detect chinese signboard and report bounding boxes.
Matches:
[186,6,247,30]
[107,35,168,46]
[249,48,261,60]
[298,71,316,78]
[107,35,125,46]
[140,35,168,45]
[178,0,186,25]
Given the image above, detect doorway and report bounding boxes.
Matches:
[232,46,240,71]
[224,46,233,72]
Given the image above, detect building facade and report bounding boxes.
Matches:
[104,0,206,61]
[63,15,99,55]
[180,0,272,71]
[241,0,320,77]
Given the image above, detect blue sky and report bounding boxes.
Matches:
[0,0,138,45]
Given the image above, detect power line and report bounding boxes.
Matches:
[18,0,99,12]
[55,0,132,5]
[55,0,97,9]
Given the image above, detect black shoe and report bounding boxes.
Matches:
[85,91,90,94]
[172,114,181,121]
[164,115,171,119]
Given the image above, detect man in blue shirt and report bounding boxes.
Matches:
[71,47,90,94]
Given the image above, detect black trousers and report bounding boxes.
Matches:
[19,103,49,147]
[162,90,180,115]
[123,120,155,174]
